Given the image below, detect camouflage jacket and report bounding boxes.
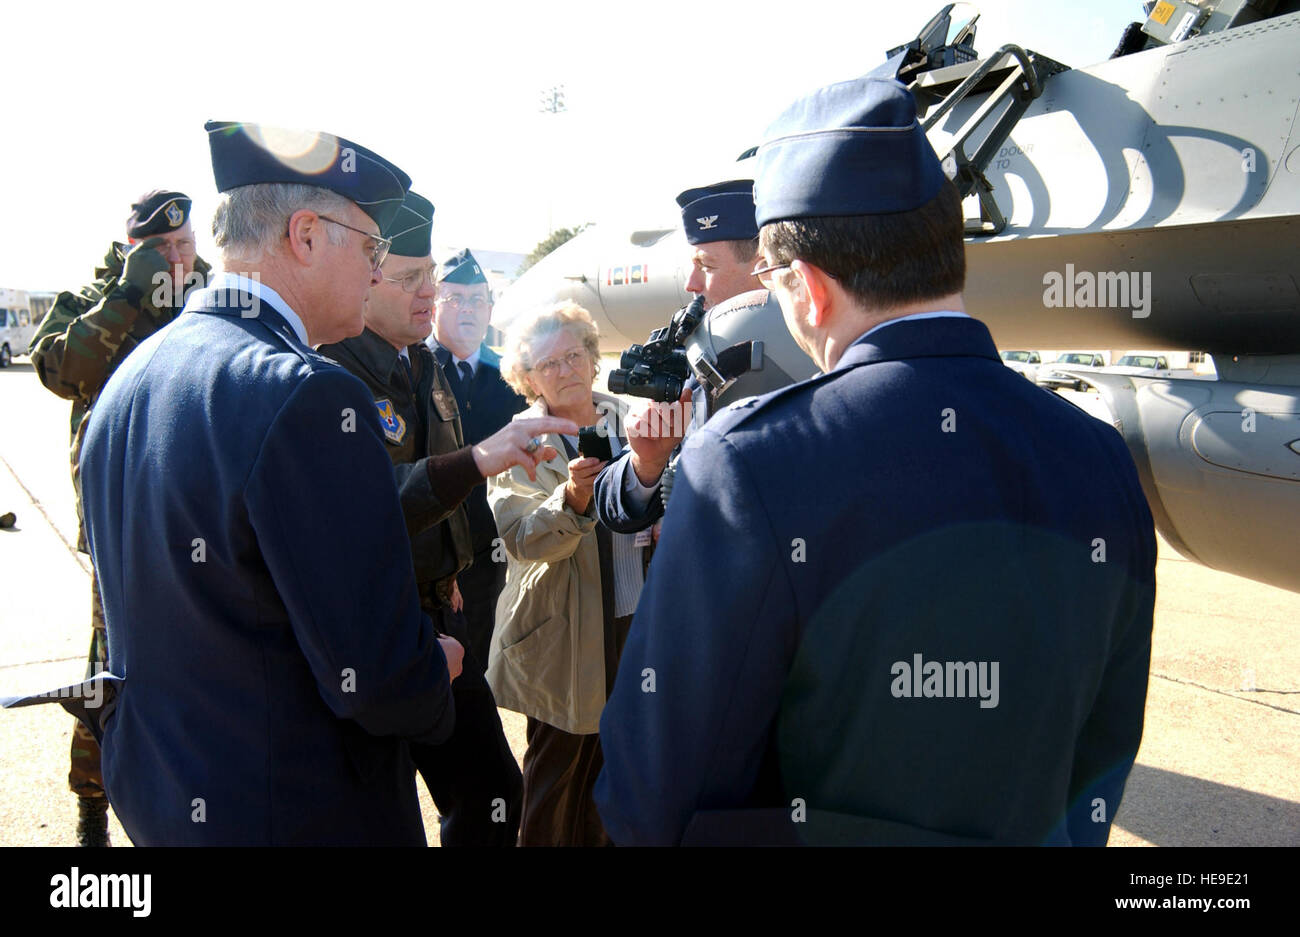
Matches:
[29,242,211,549]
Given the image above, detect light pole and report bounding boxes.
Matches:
[538,84,567,234]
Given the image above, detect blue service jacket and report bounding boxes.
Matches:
[80,288,455,846]
[594,375,707,534]
[594,316,1156,846]
[593,451,665,535]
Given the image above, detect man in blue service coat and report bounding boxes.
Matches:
[594,78,1157,846]
[79,121,569,845]
[425,249,527,674]
[593,179,761,535]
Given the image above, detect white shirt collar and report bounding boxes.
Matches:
[206,271,311,347]
[424,336,480,373]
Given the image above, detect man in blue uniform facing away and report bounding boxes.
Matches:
[78,121,569,845]
[594,77,1157,846]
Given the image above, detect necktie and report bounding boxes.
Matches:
[435,347,458,395]
[445,356,472,411]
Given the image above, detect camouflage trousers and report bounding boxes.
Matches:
[68,569,106,799]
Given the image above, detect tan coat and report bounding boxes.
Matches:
[486,393,627,735]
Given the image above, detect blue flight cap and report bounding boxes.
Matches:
[385,191,435,258]
[676,179,759,245]
[754,77,947,226]
[437,248,487,285]
[204,120,411,232]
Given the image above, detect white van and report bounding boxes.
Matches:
[0,288,37,368]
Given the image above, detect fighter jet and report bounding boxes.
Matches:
[495,1,1300,594]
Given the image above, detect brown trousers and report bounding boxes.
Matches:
[518,613,633,846]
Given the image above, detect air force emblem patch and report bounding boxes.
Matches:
[164,201,184,227]
[374,398,407,444]
[696,215,719,230]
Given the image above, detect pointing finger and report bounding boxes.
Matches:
[519,416,580,436]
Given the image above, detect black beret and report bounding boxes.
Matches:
[676,179,758,245]
[437,248,487,285]
[127,190,191,238]
[204,120,411,232]
[385,191,435,258]
[754,77,946,226]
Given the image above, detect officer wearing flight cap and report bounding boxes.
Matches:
[677,179,763,311]
[595,77,1156,845]
[78,121,573,845]
[28,187,211,846]
[591,178,764,536]
[425,248,527,674]
[321,196,547,846]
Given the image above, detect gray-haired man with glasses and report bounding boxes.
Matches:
[78,122,574,845]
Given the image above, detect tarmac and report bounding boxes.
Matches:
[1,357,1296,847]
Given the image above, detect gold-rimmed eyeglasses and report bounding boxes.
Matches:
[315,215,392,270]
[436,294,490,312]
[153,238,197,258]
[529,349,588,379]
[382,265,437,293]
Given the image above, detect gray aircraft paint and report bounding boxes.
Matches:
[495,7,1300,595]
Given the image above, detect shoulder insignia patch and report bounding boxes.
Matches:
[374,398,407,444]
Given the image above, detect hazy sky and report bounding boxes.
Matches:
[2,0,1142,291]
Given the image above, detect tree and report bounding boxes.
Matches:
[519,224,590,274]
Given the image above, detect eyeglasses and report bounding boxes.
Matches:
[316,215,392,270]
[751,260,791,289]
[436,294,490,311]
[153,238,197,258]
[529,349,588,378]
[382,265,437,293]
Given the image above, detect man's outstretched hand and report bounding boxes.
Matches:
[472,417,578,481]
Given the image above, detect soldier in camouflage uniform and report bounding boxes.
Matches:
[28,190,211,846]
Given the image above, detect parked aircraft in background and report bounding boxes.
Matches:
[496,1,1300,594]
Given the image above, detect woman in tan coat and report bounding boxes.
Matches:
[487,302,652,846]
